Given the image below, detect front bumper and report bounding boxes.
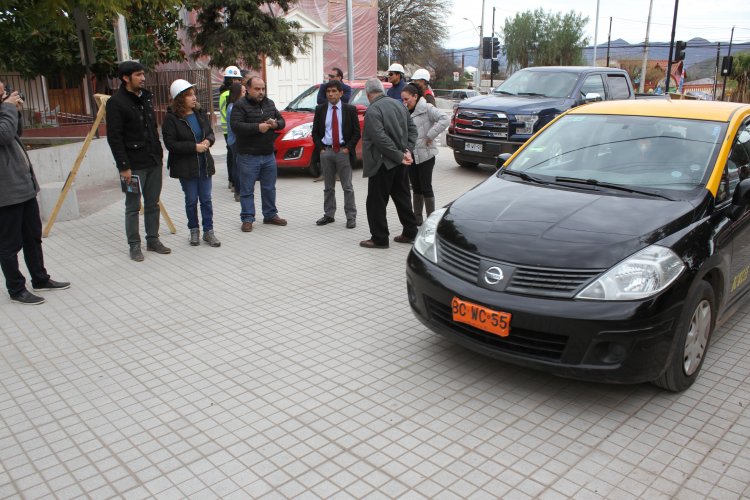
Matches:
[447,133,524,164]
[274,137,315,169]
[406,250,687,384]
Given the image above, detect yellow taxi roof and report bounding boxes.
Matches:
[568,99,750,122]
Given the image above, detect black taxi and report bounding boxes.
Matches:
[407,99,750,391]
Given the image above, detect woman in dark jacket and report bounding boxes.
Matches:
[162,79,220,247]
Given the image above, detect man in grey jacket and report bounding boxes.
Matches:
[0,81,70,305]
[360,78,419,249]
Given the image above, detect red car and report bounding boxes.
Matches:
[274,80,391,175]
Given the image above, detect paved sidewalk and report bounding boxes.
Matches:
[1,142,749,499]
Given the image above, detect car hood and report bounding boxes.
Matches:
[439,177,699,269]
[279,110,313,132]
[461,94,569,115]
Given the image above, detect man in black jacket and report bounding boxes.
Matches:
[230,77,287,232]
[106,61,170,261]
[311,80,360,228]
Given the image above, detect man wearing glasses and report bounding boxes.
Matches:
[386,63,407,100]
[316,68,352,105]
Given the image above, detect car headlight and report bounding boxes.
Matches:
[282,123,313,141]
[414,208,447,263]
[514,114,539,135]
[577,245,685,301]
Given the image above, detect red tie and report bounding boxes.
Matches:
[332,105,340,153]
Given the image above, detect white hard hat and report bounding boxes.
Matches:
[223,65,241,78]
[411,68,431,82]
[169,79,195,99]
[387,63,405,74]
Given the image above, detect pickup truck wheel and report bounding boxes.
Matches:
[308,161,321,177]
[455,157,478,168]
[653,281,714,392]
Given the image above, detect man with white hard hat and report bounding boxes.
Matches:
[386,63,407,100]
[219,65,243,195]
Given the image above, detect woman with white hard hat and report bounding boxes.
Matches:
[162,79,221,247]
[410,68,436,106]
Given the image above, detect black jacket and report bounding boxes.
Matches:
[162,109,216,179]
[106,85,163,171]
[311,101,361,168]
[229,95,285,155]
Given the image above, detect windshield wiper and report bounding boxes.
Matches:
[495,90,515,95]
[501,169,549,185]
[517,92,547,97]
[554,177,673,200]
[289,107,315,112]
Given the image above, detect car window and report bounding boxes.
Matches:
[507,114,726,194]
[719,121,750,203]
[285,85,319,111]
[348,89,369,107]
[607,75,632,99]
[581,75,605,99]
[497,70,579,98]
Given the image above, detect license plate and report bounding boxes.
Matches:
[451,297,511,337]
[464,142,482,152]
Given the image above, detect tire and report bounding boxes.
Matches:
[653,281,715,392]
[308,161,321,177]
[455,155,478,168]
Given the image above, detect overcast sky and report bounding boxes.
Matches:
[446,0,750,49]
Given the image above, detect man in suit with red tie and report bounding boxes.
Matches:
[311,80,361,229]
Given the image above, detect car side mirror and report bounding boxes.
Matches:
[584,92,602,103]
[356,104,367,115]
[729,178,750,219]
[496,153,512,170]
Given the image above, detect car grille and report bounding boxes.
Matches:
[425,297,567,361]
[437,238,603,298]
[454,109,509,139]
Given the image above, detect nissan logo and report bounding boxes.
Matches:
[484,266,504,285]
[471,119,484,127]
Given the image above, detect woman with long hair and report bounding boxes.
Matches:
[400,84,449,224]
[162,79,220,247]
[225,82,245,202]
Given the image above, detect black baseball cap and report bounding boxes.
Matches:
[117,61,145,80]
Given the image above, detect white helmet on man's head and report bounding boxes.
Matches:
[411,68,431,82]
[223,66,241,78]
[169,79,195,99]
[387,63,405,74]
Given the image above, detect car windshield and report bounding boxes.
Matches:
[497,70,579,98]
[505,114,726,193]
[285,86,367,110]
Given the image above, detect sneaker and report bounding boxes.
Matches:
[316,216,335,226]
[241,222,253,232]
[146,240,172,254]
[190,228,200,246]
[130,245,144,262]
[33,279,71,291]
[203,230,221,247]
[346,220,356,229]
[10,289,45,305]
[263,216,287,226]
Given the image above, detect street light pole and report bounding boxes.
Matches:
[665,0,679,95]
[477,0,485,90]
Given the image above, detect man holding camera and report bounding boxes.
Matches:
[0,79,70,305]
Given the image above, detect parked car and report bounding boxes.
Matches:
[273,80,390,175]
[407,99,750,391]
[447,66,636,168]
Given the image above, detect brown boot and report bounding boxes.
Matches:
[424,197,436,218]
[412,193,424,226]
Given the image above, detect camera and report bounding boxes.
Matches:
[3,84,25,102]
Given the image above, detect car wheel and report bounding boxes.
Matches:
[455,156,478,168]
[308,161,321,177]
[653,281,715,392]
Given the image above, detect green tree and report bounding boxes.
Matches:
[185,0,309,70]
[377,0,450,68]
[502,9,588,71]
[730,52,750,103]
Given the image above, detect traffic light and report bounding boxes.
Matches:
[672,40,687,62]
[721,56,733,76]
[492,37,500,58]
[491,60,500,74]
[482,37,492,59]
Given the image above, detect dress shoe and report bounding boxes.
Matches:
[359,239,389,249]
[394,234,415,244]
[10,289,45,305]
[129,244,144,262]
[146,240,171,254]
[313,176,324,182]
[263,216,287,226]
[241,222,253,232]
[33,279,71,291]
[346,220,356,229]
[316,216,335,226]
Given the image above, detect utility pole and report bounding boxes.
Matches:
[665,0,679,95]
[713,43,720,100]
[592,0,600,66]
[490,7,496,87]
[605,17,612,67]
[476,0,485,89]
[721,26,735,101]
[346,0,354,79]
[639,0,653,93]
[387,7,391,68]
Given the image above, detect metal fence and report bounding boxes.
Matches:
[1,68,214,132]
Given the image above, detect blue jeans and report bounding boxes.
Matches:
[179,165,213,231]
[237,153,278,223]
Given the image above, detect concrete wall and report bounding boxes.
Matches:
[27,138,119,187]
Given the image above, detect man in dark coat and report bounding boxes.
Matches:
[360,78,418,249]
[230,77,287,232]
[315,67,353,105]
[106,61,170,261]
[0,80,70,305]
[311,80,361,229]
